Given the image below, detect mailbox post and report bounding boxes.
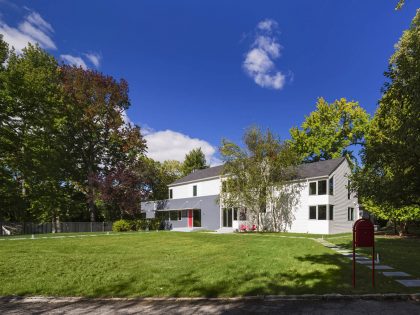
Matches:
[352,218,375,288]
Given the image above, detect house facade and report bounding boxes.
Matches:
[141,157,359,234]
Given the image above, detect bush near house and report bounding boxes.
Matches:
[112,220,132,232]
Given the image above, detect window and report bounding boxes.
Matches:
[309,206,317,219]
[318,180,327,195]
[193,185,197,197]
[233,208,238,220]
[329,205,334,220]
[169,189,173,199]
[348,207,354,221]
[318,205,327,220]
[347,180,351,199]
[170,211,178,221]
[178,211,182,221]
[309,182,317,195]
[181,210,188,218]
[239,208,247,221]
[329,176,334,195]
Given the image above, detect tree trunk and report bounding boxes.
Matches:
[393,220,398,235]
[398,221,408,236]
[87,171,96,222]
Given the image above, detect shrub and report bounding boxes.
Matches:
[135,219,149,231]
[112,219,131,232]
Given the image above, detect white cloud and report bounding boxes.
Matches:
[257,19,278,32]
[84,52,101,67]
[144,129,220,166]
[60,54,87,69]
[0,11,56,52]
[243,19,286,90]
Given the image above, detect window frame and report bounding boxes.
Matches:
[169,189,173,199]
[329,176,334,195]
[348,207,354,221]
[193,185,197,197]
[317,180,327,195]
[309,182,317,195]
[329,205,334,221]
[318,205,327,220]
[309,206,317,220]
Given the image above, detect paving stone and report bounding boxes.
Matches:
[357,260,374,265]
[396,279,420,287]
[382,272,411,277]
[367,265,393,270]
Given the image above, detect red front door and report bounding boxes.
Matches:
[188,210,193,228]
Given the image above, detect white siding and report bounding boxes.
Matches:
[329,160,359,234]
[170,178,221,199]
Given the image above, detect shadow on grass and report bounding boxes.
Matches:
[88,252,390,298]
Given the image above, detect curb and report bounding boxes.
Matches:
[1,294,419,304]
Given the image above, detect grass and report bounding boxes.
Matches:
[0,232,417,297]
[327,234,420,278]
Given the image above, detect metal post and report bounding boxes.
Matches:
[372,241,375,287]
[352,228,356,288]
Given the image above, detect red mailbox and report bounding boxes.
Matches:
[354,219,374,247]
[352,218,375,288]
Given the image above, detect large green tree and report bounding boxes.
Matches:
[352,10,420,232]
[289,98,370,163]
[182,148,208,176]
[220,127,302,231]
[0,42,70,225]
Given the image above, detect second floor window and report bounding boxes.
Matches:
[169,189,173,199]
[318,180,327,195]
[329,176,334,195]
[193,185,197,196]
[309,182,317,195]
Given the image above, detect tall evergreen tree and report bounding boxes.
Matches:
[182,148,208,176]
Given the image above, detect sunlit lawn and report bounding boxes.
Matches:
[0,232,416,297]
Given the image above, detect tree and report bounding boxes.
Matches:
[60,65,146,221]
[289,98,370,163]
[0,42,68,226]
[352,10,420,231]
[220,126,302,231]
[182,148,208,176]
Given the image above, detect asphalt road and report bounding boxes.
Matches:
[1,297,420,315]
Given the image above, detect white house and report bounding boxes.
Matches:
[141,157,359,234]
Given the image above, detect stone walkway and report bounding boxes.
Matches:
[315,238,420,288]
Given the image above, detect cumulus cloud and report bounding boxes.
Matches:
[0,11,56,52]
[84,52,101,67]
[60,54,87,69]
[144,129,221,166]
[243,18,286,90]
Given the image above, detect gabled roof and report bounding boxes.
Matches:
[295,157,346,179]
[169,165,224,186]
[169,157,346,186]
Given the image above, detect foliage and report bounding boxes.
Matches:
[352,10,420,228]
[0,38,148,224]
[112,219,132,232]
[134,218,162,231]
[289,98,370,163]
[220,126,302,231]
[182,148,208,176]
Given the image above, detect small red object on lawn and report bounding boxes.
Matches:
[352,218,375,288]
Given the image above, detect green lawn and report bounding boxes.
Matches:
[0,232,417,297]
[327,234,420,278]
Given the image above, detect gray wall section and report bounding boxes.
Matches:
[141,195,221,230]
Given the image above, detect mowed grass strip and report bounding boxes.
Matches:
[0,232,413,297]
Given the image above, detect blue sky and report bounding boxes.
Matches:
[0,0,418,164]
